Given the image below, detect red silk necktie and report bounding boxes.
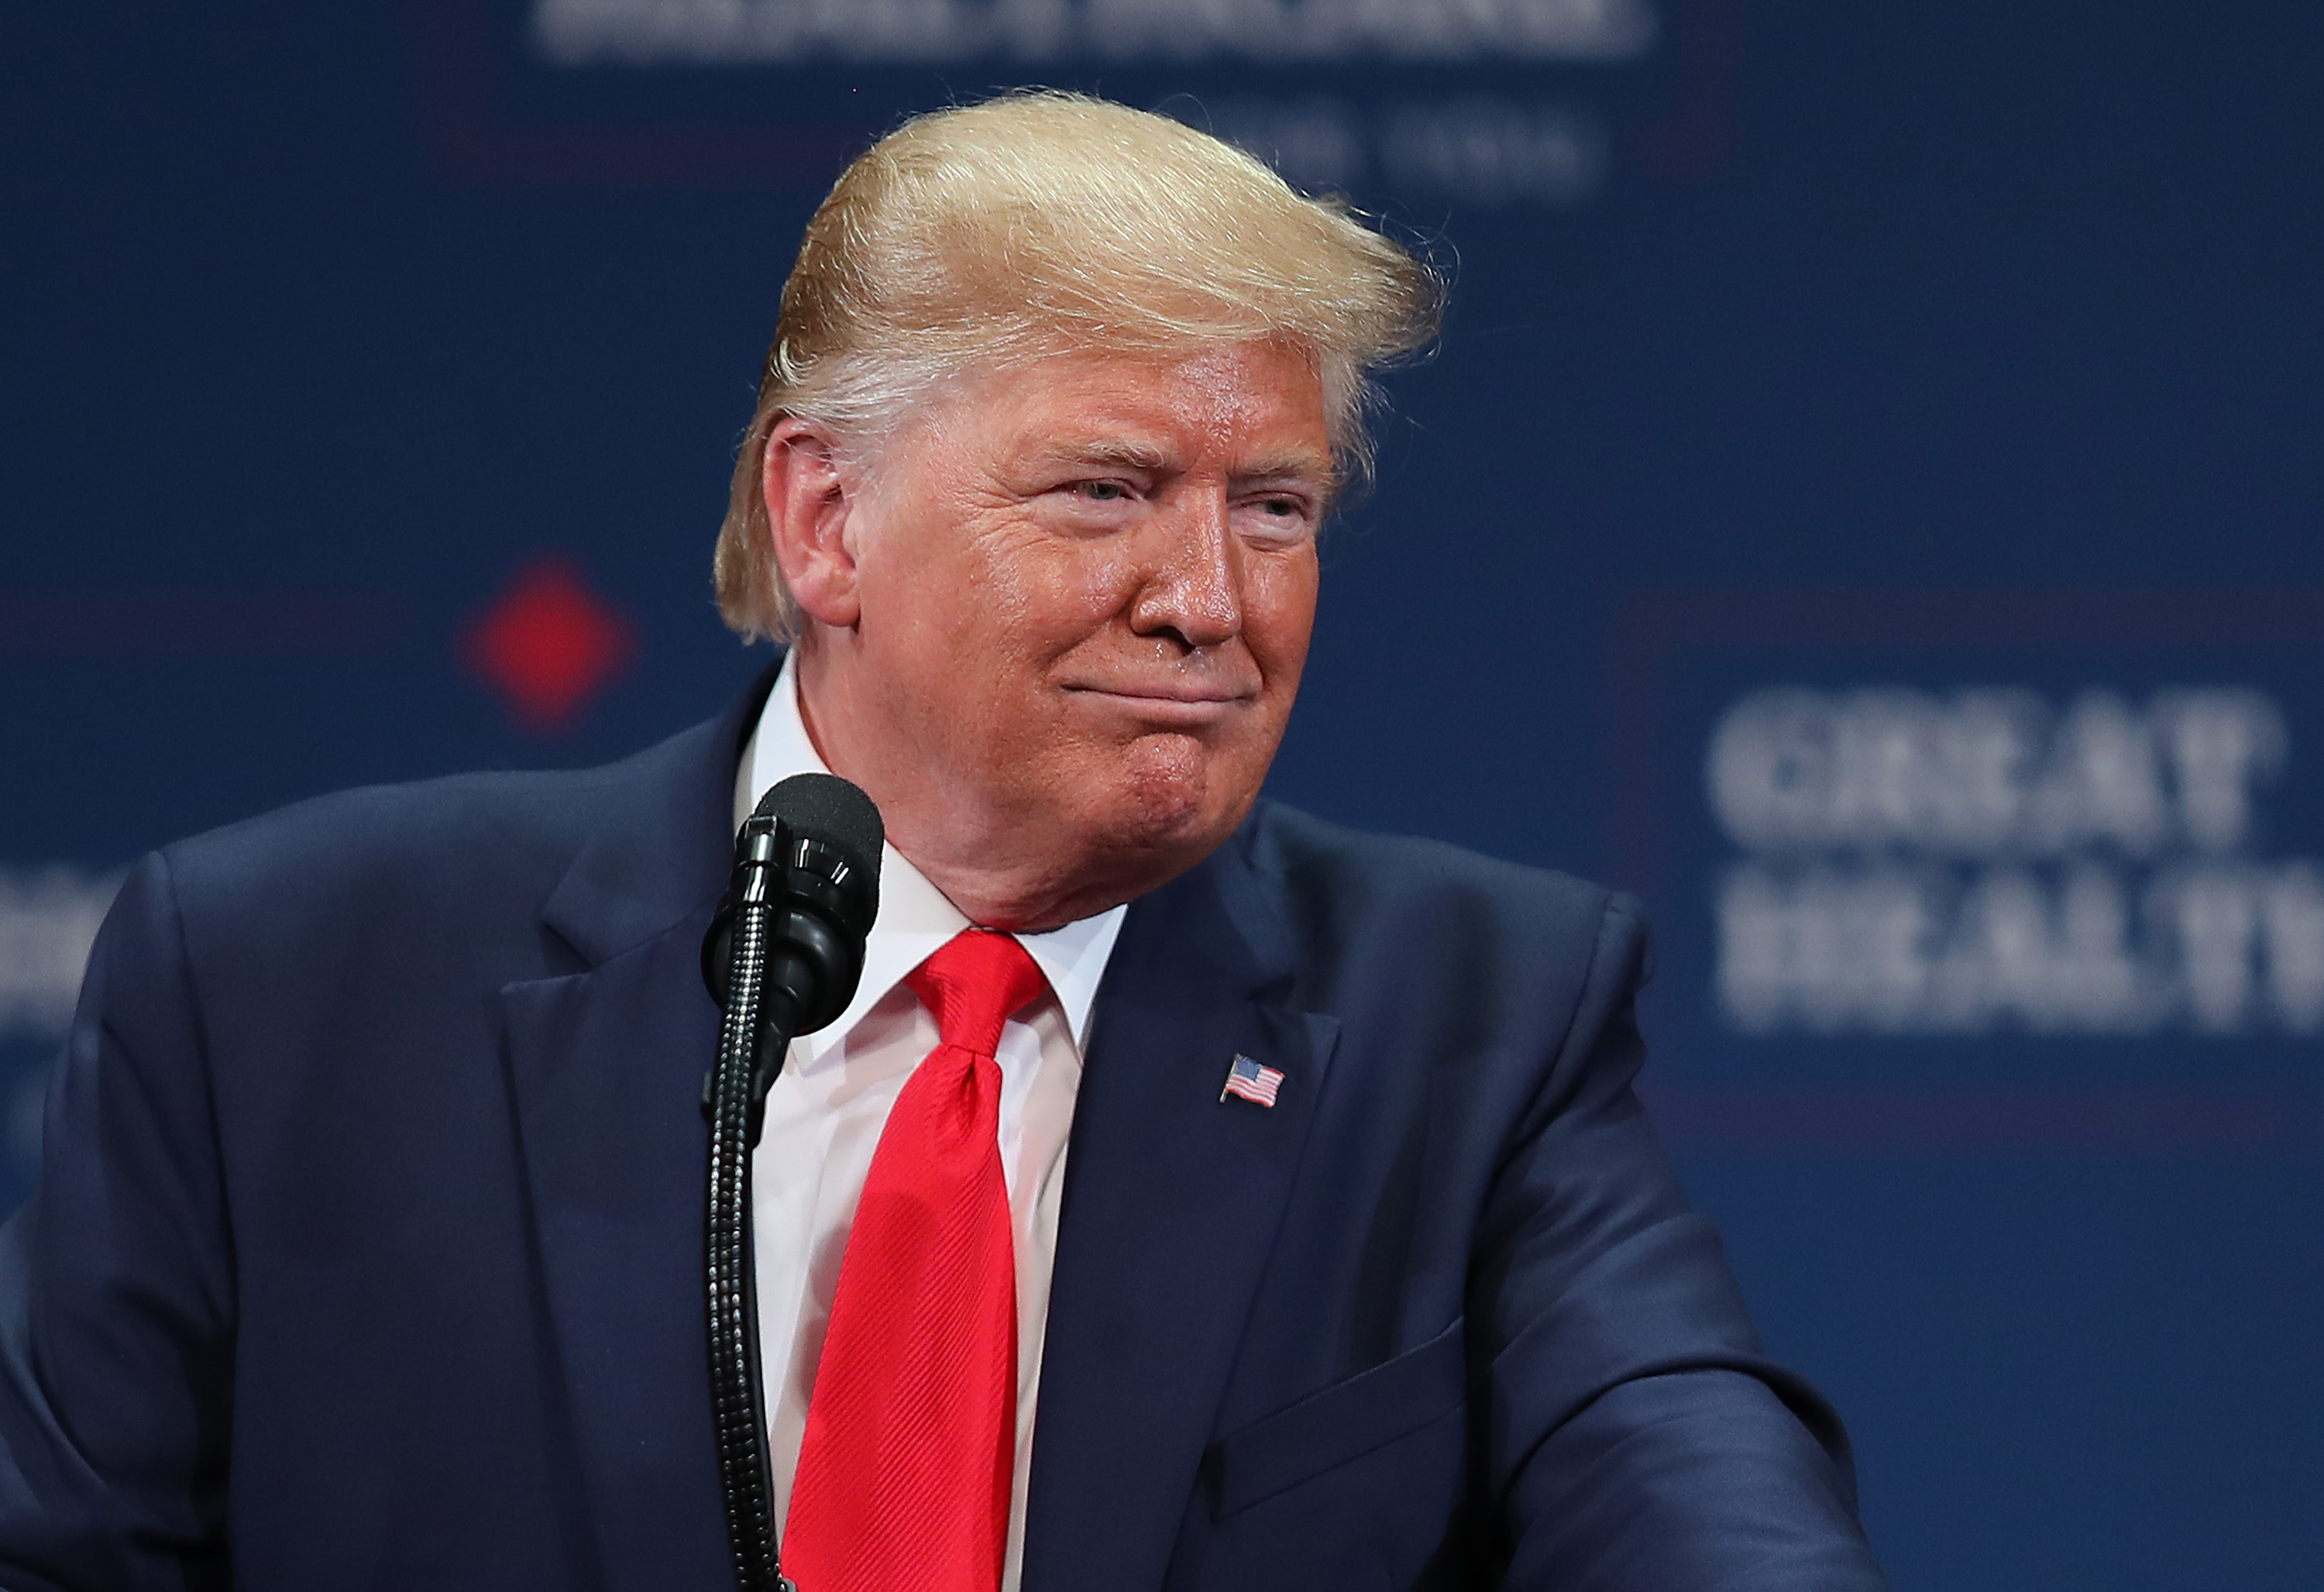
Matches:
[783,929,1047,1592]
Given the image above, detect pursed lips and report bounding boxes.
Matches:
[1057,679,1260,724]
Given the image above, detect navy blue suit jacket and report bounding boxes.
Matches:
[0,672,1886,1590]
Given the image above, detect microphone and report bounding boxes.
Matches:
[703,772,885,1123]
[700,772,882,1592]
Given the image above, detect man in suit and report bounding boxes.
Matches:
[0,93,1888,1590]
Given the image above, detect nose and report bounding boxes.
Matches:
[1129,489,1243,654]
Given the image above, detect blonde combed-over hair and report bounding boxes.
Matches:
[713,90,1443,642]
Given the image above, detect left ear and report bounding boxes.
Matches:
[762,414,864,630]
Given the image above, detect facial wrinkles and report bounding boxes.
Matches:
[796,338,1326,927]
[885,451,1084,831]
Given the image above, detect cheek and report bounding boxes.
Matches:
[978,535,1144,656]
[1245,550,1321,686]
[861,510,1049,665]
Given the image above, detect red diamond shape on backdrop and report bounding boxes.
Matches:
[461,557,638,734]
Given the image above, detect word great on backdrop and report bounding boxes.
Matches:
[1709,687,2324,1037]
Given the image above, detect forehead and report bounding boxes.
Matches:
[942,341,1334,476]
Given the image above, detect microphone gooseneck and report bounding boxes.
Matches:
[703,772,883,1592]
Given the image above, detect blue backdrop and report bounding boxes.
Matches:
[5,2,2321,1586]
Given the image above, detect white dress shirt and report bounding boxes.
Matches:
[735,655,1126,1592]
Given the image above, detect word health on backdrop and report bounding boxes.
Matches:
[0,868,119,1195]
[0,868,117,1041]
[1710,687,2324,1037]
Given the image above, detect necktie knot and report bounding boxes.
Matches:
[904,930,1049,1059]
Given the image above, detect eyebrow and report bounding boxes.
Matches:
[1034,438,1336,486]
[1036,438,1176,473]
[1235,451,1337,486]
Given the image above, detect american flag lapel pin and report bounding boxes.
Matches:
[1219,1053,1284,1108]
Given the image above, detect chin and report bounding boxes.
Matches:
[1086,739,1248,858]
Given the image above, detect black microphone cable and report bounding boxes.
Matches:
[702,773,883,1592]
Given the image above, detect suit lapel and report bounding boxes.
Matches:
[499,667,775,1591]
[1023,826,1340,1592]
[495,662,1322,1592]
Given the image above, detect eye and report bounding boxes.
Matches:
[1236,492,1316,543]
[1074,480,1133,502]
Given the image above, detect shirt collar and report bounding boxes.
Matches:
[734,652,1128,1055]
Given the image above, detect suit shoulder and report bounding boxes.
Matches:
[160,764,604,908]
[153,713,720,937]
[1241,801,1648,1005]
[1246,799,1636,927]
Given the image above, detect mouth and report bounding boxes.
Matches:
[1060,682,1259,727]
